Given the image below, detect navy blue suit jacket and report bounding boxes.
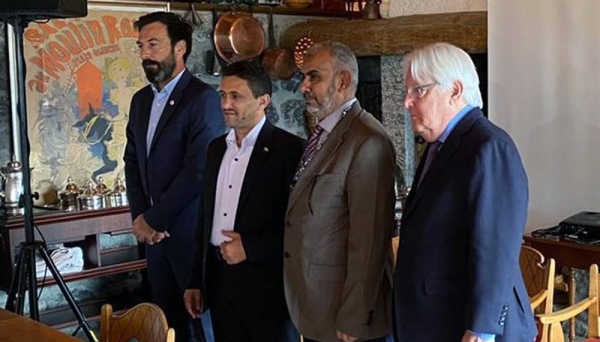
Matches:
[124,70,225,279]
[188,120,304,318]
[393,108,537,342]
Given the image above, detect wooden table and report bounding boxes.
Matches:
[523,235,600,342]
[0,309,82,341]
[0,308,18,321]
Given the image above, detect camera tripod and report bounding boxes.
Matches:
[3,16,97,342]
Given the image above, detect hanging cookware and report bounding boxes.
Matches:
[183,3,203,28]
[294,31,315,69]
[206,7,222,76]
[214,9,266,64]
[262,8,297,80]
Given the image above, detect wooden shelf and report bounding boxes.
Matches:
[0,206,147,330]
[1,207,131,230]
[91,0,358,18]
[35,259,147,286]
[0,207,138,289]
[101,245,141,266]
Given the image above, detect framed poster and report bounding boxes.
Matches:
[23,0,168,201]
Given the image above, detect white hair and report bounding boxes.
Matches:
[401,42,483,108]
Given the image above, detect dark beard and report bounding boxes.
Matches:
[142,54,176,85]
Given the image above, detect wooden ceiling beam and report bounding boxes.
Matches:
[280,11,487,56]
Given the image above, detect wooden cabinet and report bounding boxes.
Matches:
[0,207,145,290]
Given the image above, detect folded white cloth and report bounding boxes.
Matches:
[35,247,84,279]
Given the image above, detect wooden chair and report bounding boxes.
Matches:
[536,264,599,342]
[392,236,399,267]
[520,245,556,313]
[520,245,556,342]
[100,303,175,342]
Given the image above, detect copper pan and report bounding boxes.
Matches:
[214,11,266,64]
[262,8,297,80]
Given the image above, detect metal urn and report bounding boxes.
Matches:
[0,160,24,216]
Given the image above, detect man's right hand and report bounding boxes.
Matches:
[133,214,169,245]
[183,289,203,318]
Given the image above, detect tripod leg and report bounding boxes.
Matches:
[26,245,39,320]
[10,244,39,318]
[16,246,31,315]
[38,247,98,342]
[5,245,25,313]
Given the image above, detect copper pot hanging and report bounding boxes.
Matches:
[261,8,297,80]
[214,10,266,64]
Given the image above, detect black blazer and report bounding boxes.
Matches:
[189,119,304,314]
[124,70,226,278]
[394,108,537,342]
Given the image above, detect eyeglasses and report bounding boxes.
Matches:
[405,82,438,100]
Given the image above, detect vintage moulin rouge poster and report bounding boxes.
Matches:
[23,3,166,200]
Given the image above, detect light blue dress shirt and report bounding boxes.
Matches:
[437,104,473,145]
[146,70,185,156]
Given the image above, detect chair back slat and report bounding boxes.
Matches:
[100,303,175,342]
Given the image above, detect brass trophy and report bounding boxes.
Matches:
[59,177,80,211]
[78,181,104,211]
[95,176,109,208]
[105,178,128,208]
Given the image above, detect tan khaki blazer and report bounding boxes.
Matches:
[284,102,396,342]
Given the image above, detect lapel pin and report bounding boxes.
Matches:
[263,147,269,152]
[169,100,175,106]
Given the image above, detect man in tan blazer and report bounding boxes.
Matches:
[284,41,396,342]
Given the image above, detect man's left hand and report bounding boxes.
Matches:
[219,231,247,265]
[461,331,493,342]
[336,330,357,342]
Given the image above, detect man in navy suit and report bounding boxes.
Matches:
[124,12,225,342]
[183,61,304,342]
[393,42,537,342]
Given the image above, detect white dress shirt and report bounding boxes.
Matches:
[210,117,266,246]
[317,98,357,145]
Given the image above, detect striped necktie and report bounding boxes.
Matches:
[299,125,325,166]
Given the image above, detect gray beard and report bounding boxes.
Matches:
[305,84,337,117]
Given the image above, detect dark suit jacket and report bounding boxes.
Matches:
[124,70,225,279]
[284,102,396,342]
[188,119,304,320]
[394,108,537,342]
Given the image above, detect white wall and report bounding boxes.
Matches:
[489,1,600,231]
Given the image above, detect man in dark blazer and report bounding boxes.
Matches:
[393,42,537,342]
[284,41,396,342]
[184,61,304,342]
[124,12,225,342]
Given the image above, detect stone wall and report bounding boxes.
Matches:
[382,55,415,184]
[0,22,11,165]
